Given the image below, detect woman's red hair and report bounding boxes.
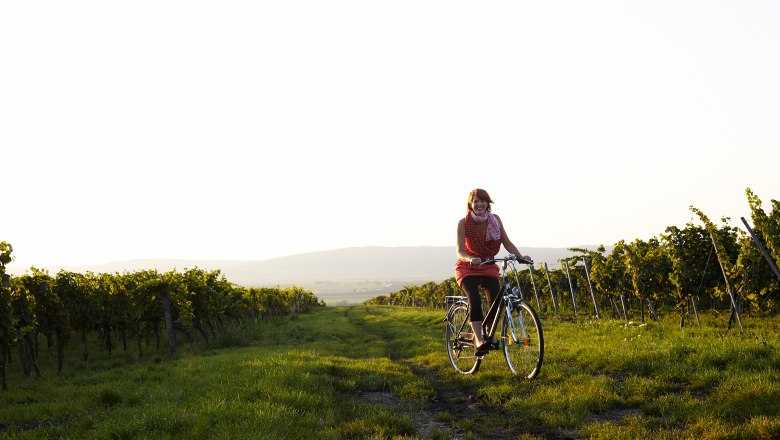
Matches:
[467,188,494,212]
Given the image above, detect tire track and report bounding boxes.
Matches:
[344,306,517,439]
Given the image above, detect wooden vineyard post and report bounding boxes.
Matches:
[608,296,620,319]
[741,217,780,282]
[564,259,579,316]
[709,231,744,336]
[691,297,701,326]
[0,340,5,391]
[1,273,8,390]
[582,257,602,319]
[161,293,177,355]
[620,294,629,321]
[647,298,660,322]
[543,263,559,315]
[528,265,542,313]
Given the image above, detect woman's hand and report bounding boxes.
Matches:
[469,257,482,266]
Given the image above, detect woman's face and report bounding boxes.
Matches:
[471,196,488,215]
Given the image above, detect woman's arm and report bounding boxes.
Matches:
[456,219,481,265]
[496,215,529,260]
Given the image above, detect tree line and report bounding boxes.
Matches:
[0,246,323,391]
[366,189,780,326]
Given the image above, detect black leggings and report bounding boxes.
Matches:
[459,276,500,322]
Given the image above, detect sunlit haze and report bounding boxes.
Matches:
[2,1,779,272]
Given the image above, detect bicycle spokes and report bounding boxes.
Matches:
[502,301,544,379]
[446,302,481,374]
[445,258,543,378]
[506,302,527,344]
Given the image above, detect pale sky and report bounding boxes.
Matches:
[2,1,779,271]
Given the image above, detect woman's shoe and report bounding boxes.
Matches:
[474,338,490,356]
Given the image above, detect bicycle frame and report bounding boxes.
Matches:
[445,255,544,377]
[450,257,529,347]
[483,258,528,340]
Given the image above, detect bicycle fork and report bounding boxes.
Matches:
[505,301,529,346]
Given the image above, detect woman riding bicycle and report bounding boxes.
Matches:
[455,188,531,355]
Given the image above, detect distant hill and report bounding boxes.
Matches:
[10,245,611,305]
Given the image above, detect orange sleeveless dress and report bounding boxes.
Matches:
[455,213,501,285]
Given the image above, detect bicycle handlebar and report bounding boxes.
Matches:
[480,254,534,265]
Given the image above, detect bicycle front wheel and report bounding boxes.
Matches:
[445,302,481,374]
[502,300,544,379]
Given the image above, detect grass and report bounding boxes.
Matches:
[1,311,422,439]
[2,306,780,439]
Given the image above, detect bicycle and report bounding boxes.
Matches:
[444,255,544,378]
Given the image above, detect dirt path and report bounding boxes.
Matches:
[345,307,525,440]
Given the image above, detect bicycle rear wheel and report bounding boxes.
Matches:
[502,300,543,379]
[445,302,481,374]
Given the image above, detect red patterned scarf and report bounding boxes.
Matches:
[469,211,501,241]
[465,212,502,258]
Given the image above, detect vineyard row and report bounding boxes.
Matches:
[0,260,323,391]
[368,189,780,328]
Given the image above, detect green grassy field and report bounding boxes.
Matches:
[2,306,780,439]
